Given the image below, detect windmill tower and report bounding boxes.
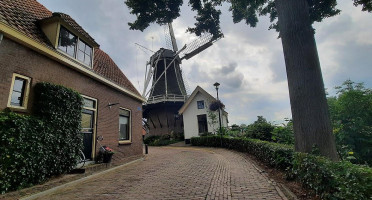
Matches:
[142,23,218,136]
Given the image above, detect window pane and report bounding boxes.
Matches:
[83,98,95,108]
[10,91,22,106]
[58,26,77,57]
[119,109,130,116]
[13,78,25,92]
[77,40,92,66]
[85,45,92,55]
[81,112,93,130]
[119,116,129,140]
[78,40,86,51]
[197,100,204,109]
[84,54,91,66]
[10,78,26,106]
[77,50,85,62]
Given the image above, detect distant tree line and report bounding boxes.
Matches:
[227,80,372,166]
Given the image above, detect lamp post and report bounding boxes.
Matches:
[213,82,222,147]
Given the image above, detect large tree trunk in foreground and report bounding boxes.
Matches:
[275,0,338,160]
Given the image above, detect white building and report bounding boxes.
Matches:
[179,86,228,143]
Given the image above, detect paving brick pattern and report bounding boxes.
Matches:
[34,147,285,200]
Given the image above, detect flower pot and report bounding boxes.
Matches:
[103,153,113,163]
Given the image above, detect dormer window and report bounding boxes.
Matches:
[57,26,92,67]
[77,40,92,66]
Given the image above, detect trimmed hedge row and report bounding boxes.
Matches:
[191,136,372,199]
[0,82,83,194]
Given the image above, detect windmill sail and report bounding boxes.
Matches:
[142,23,219,136]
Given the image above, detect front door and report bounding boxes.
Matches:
[81,109,94,159]
[197,114,208,134]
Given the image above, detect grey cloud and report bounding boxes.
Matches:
[269,50,287,82]
[326,41,372,93]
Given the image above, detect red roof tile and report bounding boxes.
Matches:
[94,49,140,96]
[41,12,99,47]
[0,0,140,97]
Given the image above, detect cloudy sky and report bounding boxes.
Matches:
[38,0,372,125]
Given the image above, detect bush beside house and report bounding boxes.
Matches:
[191,136,372,199]
[0,83,83,194]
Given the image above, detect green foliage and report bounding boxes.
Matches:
[191,136,294,170]
[191,136,372,199]
[207,110,218,134]
[125,0,343,38]
[144,134,182,146]
[271,119,295,145]
[353,0,372,12]
[125,0,183,31]
[328,80,372,165]
[0,82,83,194]
[290,153,372,199]
[0,112,47,193]
[245,116,274,141]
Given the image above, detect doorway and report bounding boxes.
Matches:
[197,114,208,134]
[81,109,94,159]
[81,96,97,160]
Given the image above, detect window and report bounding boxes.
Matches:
[7,73,31,109]
[58,26,77,57]
[119,108,131,143]
[197,100,205,109]
[77,40,92,66]
[58,26,92,67]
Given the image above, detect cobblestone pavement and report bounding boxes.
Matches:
[28,146,287,200]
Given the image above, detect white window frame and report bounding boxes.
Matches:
[7,73,31,110]
[119,107,132,144]
[57,25,93,68]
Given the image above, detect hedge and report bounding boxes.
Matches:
[0,82,83,193]
[191,136,372,199]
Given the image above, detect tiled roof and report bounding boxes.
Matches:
[94,49,139,96]
[0,0,52,45]
[0,0,140,97]
[43,12,99,47]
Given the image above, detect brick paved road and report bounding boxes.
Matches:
[29,146,286,200]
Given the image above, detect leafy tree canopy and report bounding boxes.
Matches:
[125,0,364,38]
[328,80,372,165]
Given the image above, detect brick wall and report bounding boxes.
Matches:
[0,37,143,161]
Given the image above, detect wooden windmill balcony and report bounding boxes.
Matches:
[145,94,188,105]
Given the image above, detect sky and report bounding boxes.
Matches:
[38,0,372,125]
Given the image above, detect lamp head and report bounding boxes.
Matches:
[213,82,220,89]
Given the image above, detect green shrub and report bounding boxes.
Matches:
[291,153,372,199]
[144,134,182,146]
[0,112,48,193]
[271,122,294,145]
[144,135,161,145]
[191,136,293,170]
[191,136,372,199]
[33,82,83,175]
[245,116,274,141]
[0,82,83,194]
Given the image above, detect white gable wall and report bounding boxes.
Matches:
[183,91,228,140]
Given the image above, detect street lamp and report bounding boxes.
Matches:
[213,82,222,146]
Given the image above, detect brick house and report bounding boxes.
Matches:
[0,0,146,163]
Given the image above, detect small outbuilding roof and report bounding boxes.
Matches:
[179,86,227,115]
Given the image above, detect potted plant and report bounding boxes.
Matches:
[101,146,115,163]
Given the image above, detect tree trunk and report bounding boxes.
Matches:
[275,0,338,160]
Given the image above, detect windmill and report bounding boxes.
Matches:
[142,23,219,136]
